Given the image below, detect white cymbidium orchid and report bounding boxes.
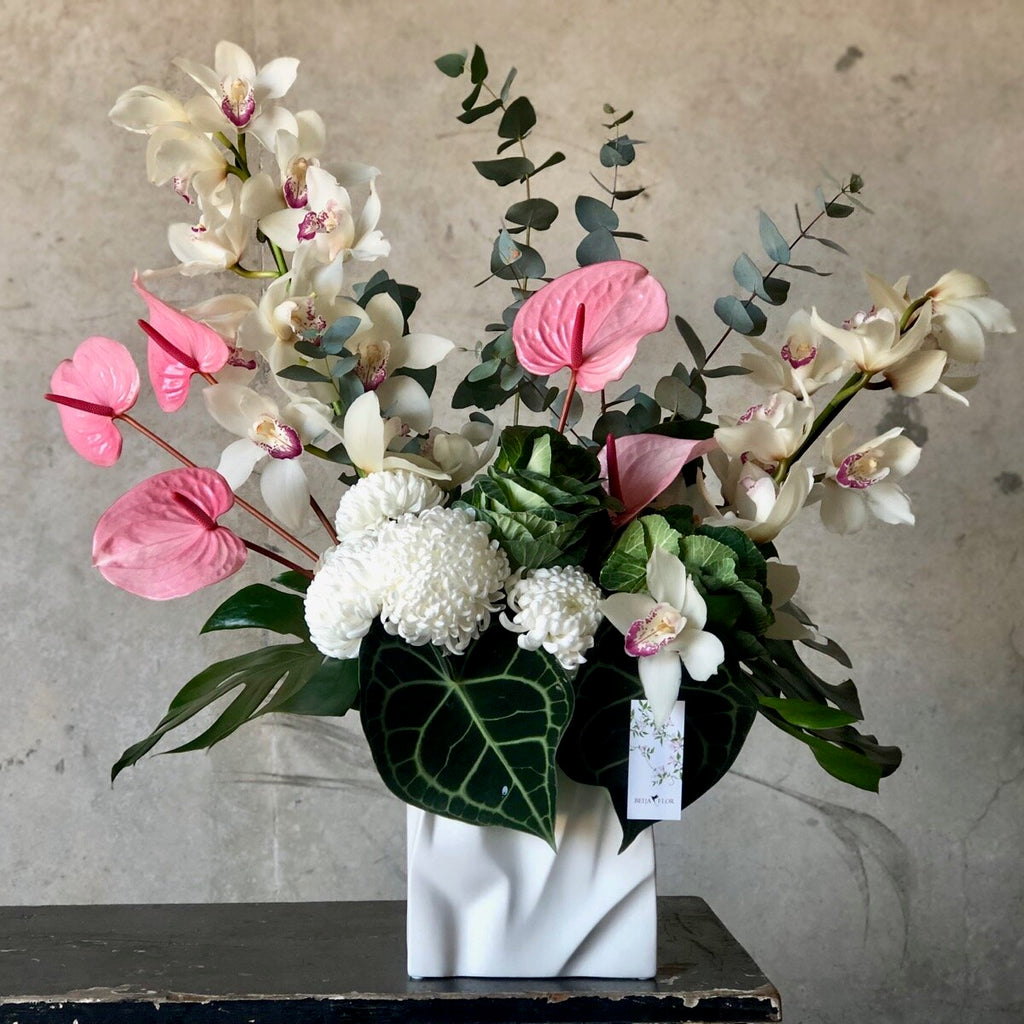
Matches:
[345,293,454,394]
[204,382,336,530]
[817,424,921,534]
[424,418,500,489]
[166,179,252,276]
[342,391,448,480]
[810,299,933,377]
[600,547,725,728]
[740,310,850,396]
[704,450,813,543]
[174,41,299,148]
[715,390,814,473]
[146,124,229,209]
[866,270,1015,365]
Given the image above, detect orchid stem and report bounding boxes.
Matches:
[117,413,320,562]
[242,539,315,579]
[230,266,279,279]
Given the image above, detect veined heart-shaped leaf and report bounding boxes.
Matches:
[558,624,759,850]
[360,625,571,845]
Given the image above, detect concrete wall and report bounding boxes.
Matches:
[3,1,1022,1020]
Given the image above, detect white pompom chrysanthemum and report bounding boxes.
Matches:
[501,565,603,670]
[334,469,444,539]
[375,506,509,654]
[304,538,383,659]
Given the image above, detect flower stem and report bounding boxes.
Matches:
[773,370,870,483]
[242,538,315,579]
[556,370,578,434]
[309,496,339,545]
[230,266,280,279]
[117,413,319,562]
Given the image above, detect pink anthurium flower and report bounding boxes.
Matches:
[133,273,230,411]
[512,261,669,430]
[46,336,141,466]
[599,432,718,526]
[92,467,247,600]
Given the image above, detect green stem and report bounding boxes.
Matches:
[773,370,870,484]
[899,295,929,332]
[230,266,280,279]
[269,240,289,276]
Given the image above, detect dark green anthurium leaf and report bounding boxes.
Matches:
[758,695,860,730]
[558,624,760,850]
[273,571,312,594]
[111,642,327,780]
[200,584,309,639]
[575,195,619,232]
[506,197,559,231]
[577,228,620,266]
[759,210,791,264]
[360,625,571,845]
[473,157,534,186]
[498,95,536,139]
[435,51,467,77]
[714,296,767,337]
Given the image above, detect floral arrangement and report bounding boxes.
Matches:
[47,42,1014,848]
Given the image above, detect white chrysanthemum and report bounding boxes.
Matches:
[375,506,509,654]
[501,566,603,671]
[304,538,383,659]
[334,469,444,539]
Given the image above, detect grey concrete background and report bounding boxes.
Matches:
[3,1,1022,1021]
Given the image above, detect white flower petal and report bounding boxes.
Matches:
[261,457,309,531]
[669,628,725,683]
[864,481,915,525]
[204,382,277,435]
[254,56,299,101]
[376,375,433,435]
[343,391,386,473]
[819,483,867,534]
[885,348,947,397]
[217,437,265,489]
[645,546,688,611]
[599,593,657,636]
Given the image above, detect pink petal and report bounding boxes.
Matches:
[133,273,230,412]
[48,336,140,466]
[92,467,247,599]
[512,261,669,392]
[599,433,718,526]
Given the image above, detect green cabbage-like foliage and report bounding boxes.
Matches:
[460,426,606,570]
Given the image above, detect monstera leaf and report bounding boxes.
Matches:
[360,624,572,845]
[557,623,759,849]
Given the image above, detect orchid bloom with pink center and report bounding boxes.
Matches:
[46,337,141,466]
[599,432,717,526]
[512,261,669,431]
[600,546,725,727]
[92,467,247,600]
[133,273,230,411]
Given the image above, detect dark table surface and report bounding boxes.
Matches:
[0,896,780,1022]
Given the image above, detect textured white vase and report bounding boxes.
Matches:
[406,773,657,978]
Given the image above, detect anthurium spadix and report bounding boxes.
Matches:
[599,546,725,727]
[513,261,669,430]
[598,432,718,527]
[46,337,140,467]
[92,467,247,600]
[133,273,230,411]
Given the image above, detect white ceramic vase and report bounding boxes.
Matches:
[406,772,657,979]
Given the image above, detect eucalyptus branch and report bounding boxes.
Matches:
[705,182,861,366]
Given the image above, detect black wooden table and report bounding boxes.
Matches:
[0,897,780,1022]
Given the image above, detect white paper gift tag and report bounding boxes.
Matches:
[627,699,685,820]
